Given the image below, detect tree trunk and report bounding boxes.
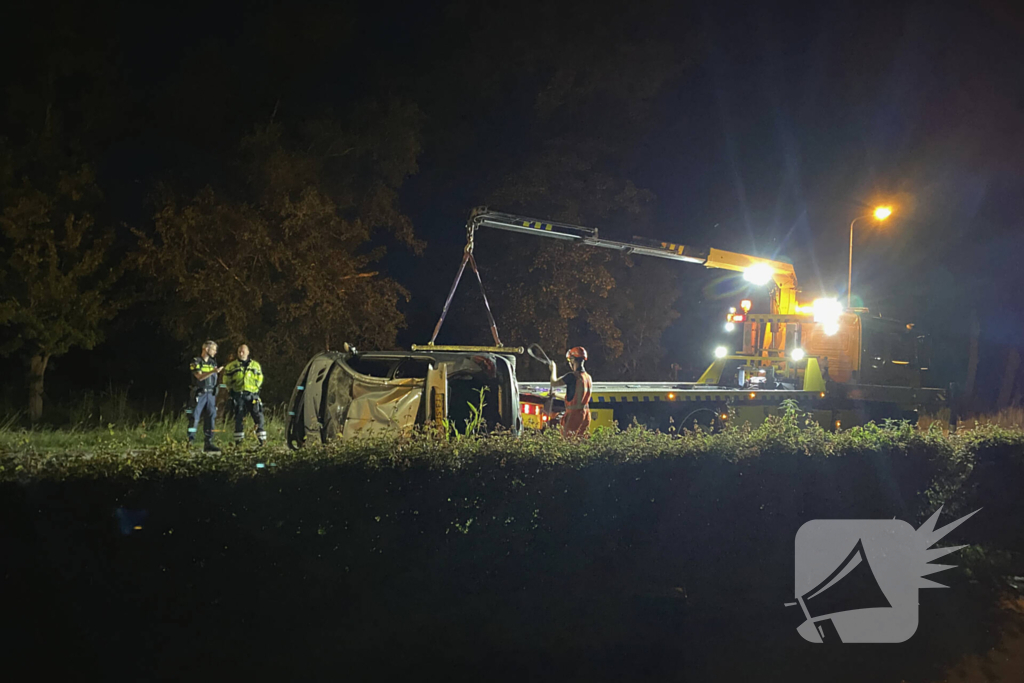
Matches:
[996,348,1020,410]
[964,311,980,408]
[28,354,50,423]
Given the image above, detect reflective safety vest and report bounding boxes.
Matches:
[565,370,592,411]
[224,359,264,394]
[190,356,219,394]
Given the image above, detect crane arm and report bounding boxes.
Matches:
[468,207,798,310]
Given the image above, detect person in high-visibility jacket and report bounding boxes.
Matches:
[548,346,592,437]
[224,344,266,445]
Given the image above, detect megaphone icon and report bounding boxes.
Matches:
[789,510,980,643]
[789,539,891,643]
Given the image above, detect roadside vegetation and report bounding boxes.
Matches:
[918,406,1024,433]
[0,393,288,454]
[2,400,1022,489]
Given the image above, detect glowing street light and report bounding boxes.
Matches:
[848,206,893,308]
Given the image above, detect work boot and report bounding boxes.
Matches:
[204,442,222,453]
[257,430,267,447]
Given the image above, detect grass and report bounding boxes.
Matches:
[919,406,1024,433]
[0,406,287,453]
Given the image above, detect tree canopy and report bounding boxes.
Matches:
[132,102,424,397]
[0,137,122,420]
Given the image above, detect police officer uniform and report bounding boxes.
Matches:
[224,357,266,445]
[188,355,220,450]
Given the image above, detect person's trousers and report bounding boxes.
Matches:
[233,392,266,442]
[188,392,216,443]
[561,407,591,438]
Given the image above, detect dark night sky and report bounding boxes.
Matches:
[4,0,1024,407]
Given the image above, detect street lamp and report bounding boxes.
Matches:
[848,206,893,308]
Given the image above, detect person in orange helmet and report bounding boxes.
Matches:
[548,346,593,438]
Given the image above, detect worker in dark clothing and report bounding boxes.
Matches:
[548,346,593,438]
[224,344,266,446]
[188,340,223,452]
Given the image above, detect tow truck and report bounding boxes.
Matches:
[285,208,943,446]
[461,208,944,433]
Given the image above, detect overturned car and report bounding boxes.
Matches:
[285,345,522,448]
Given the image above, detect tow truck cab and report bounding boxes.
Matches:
[286,348,521,448]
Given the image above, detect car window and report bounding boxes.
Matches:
[345,357,396,378]
[392,359,433,379]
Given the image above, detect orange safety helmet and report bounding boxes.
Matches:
[566,346,588,362]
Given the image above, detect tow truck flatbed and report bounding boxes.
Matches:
[517,380,942,432]
[518,382,824,403]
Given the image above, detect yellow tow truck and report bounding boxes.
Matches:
[457,208,943,432]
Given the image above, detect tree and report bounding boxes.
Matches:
[133,102,424,400]
[0,154,121,421]
[421,4,691,378]
[605,260,681,379]
[477,139,678,379]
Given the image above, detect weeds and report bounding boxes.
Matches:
[919,406,1024,433]
[442,386,490,444]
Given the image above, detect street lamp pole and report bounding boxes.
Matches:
[848,216,864,309]
[848,206,892,309]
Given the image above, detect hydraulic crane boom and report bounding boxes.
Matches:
[467,207,799,314]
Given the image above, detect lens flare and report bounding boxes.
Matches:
[743,263,774,286]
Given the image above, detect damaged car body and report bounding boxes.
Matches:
[285,346,522,448]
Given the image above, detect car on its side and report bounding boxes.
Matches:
[285,345,522,448]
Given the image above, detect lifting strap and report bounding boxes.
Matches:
[526,343,555,417]
[428,220,503,347]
